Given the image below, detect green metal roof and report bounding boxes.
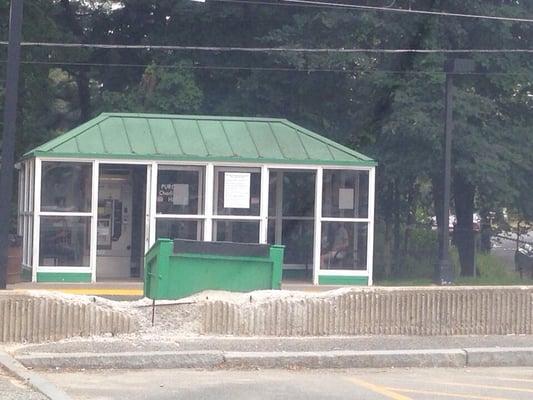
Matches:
[24,113,376,166]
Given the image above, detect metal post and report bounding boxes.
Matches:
[437,71,454,285]
[0,0,24,289]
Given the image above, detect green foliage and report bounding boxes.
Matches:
[95,63,203,114]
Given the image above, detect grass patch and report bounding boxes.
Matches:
[455,253,533,285]
[375,251,533,286]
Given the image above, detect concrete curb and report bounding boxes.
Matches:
[0,351,72,400]
[224,349,466,369]
[16,350,225,370]
[465,347,533,367]
[15,347,533,370]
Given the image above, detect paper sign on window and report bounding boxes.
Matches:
[224,172,250,208]
[339,188,354,209]
[172,184,189,206]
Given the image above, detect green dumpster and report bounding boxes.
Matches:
[144,238,284,300]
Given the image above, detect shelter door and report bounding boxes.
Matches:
[96,165,146,280]
[267,169,315,281]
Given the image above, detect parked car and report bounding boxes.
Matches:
[515,243,533,279]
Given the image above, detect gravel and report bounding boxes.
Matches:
[0,368,47,400]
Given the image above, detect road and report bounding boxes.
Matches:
[492,231,533,271]
[40,367,533,400]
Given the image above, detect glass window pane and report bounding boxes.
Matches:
[28,159,34,213]
[322,170,368,218]
[41,162,92,212]
[157,166,204,215]
[156,219,203,241]
[213,220,260,243]
[268,171,315,218]
[280,220,314,265]
[215,167,261,216]
[27,216,33,267]
[39,216,91,266]
[320,222,367,270]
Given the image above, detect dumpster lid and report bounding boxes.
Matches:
[173,239,271,258]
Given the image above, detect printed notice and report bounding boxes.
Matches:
[224,172,250,208]
[339,188,354,209]
[172,184,189,206]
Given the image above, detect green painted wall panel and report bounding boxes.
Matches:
[100,117,131,154]
[270,123,309,161]
[53,138,79,154]
[21,267,32,281]
[247,121,284,159]
[299,134,335,161]
[221,121,260,159]
[37,272,92,282]
[171,119,208,156]
[123,118,157,154]
[75,126,105,154]
[197,120,234,157]
[149,118,182,155]
[318,275,368,286]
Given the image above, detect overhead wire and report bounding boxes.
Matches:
[209,0,533,23]
[4,59,532,76]
[0,41,532,53]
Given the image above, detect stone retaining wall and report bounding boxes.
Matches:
[202,287,533,336]
[0,293,135,343]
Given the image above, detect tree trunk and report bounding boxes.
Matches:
[60,0,91,123]
[453,173,476,276]
[75,71,91,122]
[479,208,492,253]
[431,173,444,272]
[392,181,402,276]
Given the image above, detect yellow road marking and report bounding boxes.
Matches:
[387,387,512,400]
[432,381,533,394]
[466,376,533,384]
[346,377,413,400]
[16,288,143,296]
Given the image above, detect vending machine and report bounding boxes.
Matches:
[96,170,133,279]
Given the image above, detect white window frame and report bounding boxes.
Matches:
[154,164,207,243]
[211,165,263,243]
[33,158,95,279]
[315,166,375,284]
[26,156,375,286]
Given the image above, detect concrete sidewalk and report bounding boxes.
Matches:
[7,280,338,299]
[8,335,533,370]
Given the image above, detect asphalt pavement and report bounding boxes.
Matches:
[492,231,533,272]
[42,367,533,400]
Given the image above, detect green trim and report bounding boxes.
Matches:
[21,267,32,282]
[36,272,92,283]
[282,269,311,280]
[26,151,377,166]
[318,275,368,285]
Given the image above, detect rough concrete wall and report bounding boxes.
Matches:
[0,295,135,343]
[202,287,533,336]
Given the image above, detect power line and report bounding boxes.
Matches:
[6,59,531,76]
[1,41,532,53]
[211,0,533,23]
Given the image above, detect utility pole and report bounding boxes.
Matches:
[0,0,24,290]
[436,58,475,285]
